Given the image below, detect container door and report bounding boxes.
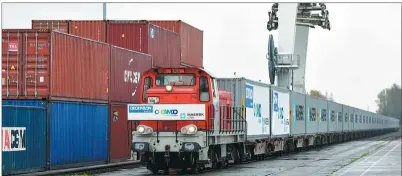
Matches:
[109,104,131,161]
[2,32,23,98]
[22,31,50,99]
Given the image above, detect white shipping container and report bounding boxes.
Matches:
[217,78,271,139]
[271,87,290,136]
[245,82,271,136]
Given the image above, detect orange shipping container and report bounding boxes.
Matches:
[150,20,204,68]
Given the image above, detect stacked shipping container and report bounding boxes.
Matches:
[31,20,203,68]
[3,18,203,174]
[1,29,153,174]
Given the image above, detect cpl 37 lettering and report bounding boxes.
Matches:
[2,127,26,152]
[124,70,140,84]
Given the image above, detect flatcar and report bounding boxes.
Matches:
[128,67,400,174]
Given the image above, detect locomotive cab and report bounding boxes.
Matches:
[128,67,246,174]
[137,67,217,132]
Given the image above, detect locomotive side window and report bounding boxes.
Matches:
[142,77,152,102]
[338,112,342,122]
[199,76,210,102]
[345,113,349,123]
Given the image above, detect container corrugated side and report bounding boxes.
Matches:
[69,20,107,42]
[107,21,181,68]
[2,100,47,175]
[2,30,23,99]
[110,46,152,103]
[51,32,110,101]
[109,103,130,162]
[50,101,108,168]
[179,21,203,68]
[216,78,246,108]
[31,20,69,33]
[150,20,204,68]
[23,29,51,100]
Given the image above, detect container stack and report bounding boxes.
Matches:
[2,19,203,175]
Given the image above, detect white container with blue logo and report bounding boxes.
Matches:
[216,78,271,140]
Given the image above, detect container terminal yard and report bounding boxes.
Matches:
[2,2,401,176]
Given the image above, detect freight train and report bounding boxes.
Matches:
[128,67,400,174]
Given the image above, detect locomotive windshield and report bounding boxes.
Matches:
[155,74,196,86]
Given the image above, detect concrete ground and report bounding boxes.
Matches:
[332,137,401,176]
[97,132,401,176]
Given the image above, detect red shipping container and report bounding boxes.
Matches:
[69,20,107,42]
[31,20,69,33]
[110,46,152,103]
[2,30,23,99]
[150,20,204,68]
[107,21,181,68]
[109,103,139,162]
[1,30,110,101]
[51,31,109,101]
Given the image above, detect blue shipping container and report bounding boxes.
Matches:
[2,100,47,175]
[50,101,109,168]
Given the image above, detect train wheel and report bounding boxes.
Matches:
[147,161,158,175]
[189,154,200,174]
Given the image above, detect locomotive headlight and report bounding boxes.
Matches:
[181,124,197,135]
[188,126,196,133]
[137,126,145,133]
[166,85,173,92]
[148,97,159,104]
[137,125,153,134]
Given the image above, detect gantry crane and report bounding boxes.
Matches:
[266,3,331,94]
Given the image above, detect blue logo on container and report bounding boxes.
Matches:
[273,92,279,112]
[245,84,254,108]
[129,105,153,113]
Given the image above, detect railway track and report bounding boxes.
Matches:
[21,131,400,176]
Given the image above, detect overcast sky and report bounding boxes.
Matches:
[2,3,401,112]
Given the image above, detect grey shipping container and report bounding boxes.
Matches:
[216,77,271,139]
[290,91,306,136]
[317,98,328,134]
[342,105,350,132]
[306,96,319,135]
[327,101,339,133]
